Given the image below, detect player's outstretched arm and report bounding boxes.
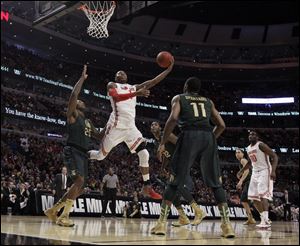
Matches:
[158,95,180,162]
[210,100,226,139]
[135,57,174,90]
[66,65,88,118]
[259,143,278,180]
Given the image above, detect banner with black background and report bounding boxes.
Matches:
[36,191,247,219]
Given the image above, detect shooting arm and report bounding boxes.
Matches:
[135,58,174,90]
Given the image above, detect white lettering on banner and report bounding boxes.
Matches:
[213,206,220,217]
[148,202,161,215]
[5,107,14,114]
[291,112,299,115]
[13,69,21,76]
[229,207,235,218]
[72,198,85,213]
[58,119,66,126]
[140,202,148,215]
[116,200,126,214]
[4,107,67,126]
[201,205,213,217]
[104,202,111,214]
[182,204,194,217]
[1,66,9,72]
[27,112,34,119]
[258,112,272,116]
[86,198,100,213]
[38,193,250,219]
[41,195,54,211]
[15,110,26,117]
[292,148,299,153]
[170,205,179,216]
[234,207,247,218]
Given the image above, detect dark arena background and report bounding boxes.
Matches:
[1,1,299,245]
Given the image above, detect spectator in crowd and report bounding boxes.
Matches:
[101,167,120,217]
[283,190,292,221]
[123,191,141,218]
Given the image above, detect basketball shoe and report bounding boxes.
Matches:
[142,185,162,199]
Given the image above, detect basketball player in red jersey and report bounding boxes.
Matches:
[89,58,174,199]
[238,131,278,228]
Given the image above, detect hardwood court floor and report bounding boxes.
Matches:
[1,216,299,245]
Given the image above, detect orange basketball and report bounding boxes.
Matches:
[156,51,173,68]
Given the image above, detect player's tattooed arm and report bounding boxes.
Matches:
[158,95,180,162]
[135,57,174,90]
[210,100,226,139]
[259,143,278,180]
[67,65,88,119]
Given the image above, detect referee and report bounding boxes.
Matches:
[101,167,120,217]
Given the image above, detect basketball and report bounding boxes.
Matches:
[156,51,173,68]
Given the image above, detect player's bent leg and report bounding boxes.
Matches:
[135,143,162,200]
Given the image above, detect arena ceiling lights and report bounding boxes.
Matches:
[242,97,295,104]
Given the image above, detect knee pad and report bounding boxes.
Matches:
[89,150,106,161]
[137,149,149,167]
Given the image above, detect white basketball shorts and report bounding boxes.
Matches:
[100,124,144,155]
[248,168,273,201]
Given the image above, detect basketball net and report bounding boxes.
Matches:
[79,1,116,39]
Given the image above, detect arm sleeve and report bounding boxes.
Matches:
[109,88,136,102]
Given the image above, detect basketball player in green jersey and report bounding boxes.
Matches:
[45,65,104,226]
[235,148,256,225]
[151,77,235,238]
[151,122,206,227]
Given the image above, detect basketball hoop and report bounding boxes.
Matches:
[79,1,116,39]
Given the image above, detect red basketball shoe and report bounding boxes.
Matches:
[142,185,162,200]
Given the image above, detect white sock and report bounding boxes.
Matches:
[260,212,264,222]
[142,174,150,182]
[263,211,269,221]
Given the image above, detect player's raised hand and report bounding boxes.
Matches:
[136,86,150,97]
[167,56,175,71]
[81,65,88,80]
[157,144,165,162]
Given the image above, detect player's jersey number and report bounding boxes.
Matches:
[249,154,257,162]
[190,102,207,118]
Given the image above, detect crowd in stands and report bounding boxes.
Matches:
[1,130,299,216]
[41,16,299,65]
[1,42,299,130]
